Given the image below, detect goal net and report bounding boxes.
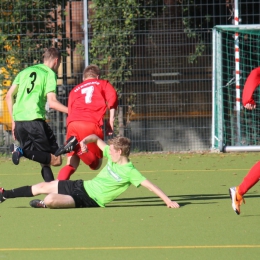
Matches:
[212,25,260,152]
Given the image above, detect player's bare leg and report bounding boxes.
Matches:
[43,193,76,208]
[31,180,59,195]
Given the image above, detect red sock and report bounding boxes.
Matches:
[238,161,260,195]
[57,165,76,180]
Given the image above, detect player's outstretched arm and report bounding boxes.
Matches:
[141,179,180,208]
[47,92,68,114]
[106,108,116,136]
[80,134,107,152]
[5,84,19,140]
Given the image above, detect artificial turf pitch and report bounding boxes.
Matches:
[1,152,260,260]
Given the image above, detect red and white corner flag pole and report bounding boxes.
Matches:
[234,0,241,144]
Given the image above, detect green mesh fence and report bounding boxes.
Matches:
[213,25,260,150]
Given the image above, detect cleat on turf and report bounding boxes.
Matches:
[0,187,6,203]
[229,186,245,215]
[10,143,23,165]
[29,199,47,208]
[54,136,78,156]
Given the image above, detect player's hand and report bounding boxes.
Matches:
[106,121,113,136]
[244,103,256,110]
[166,201,180,208]
[79,141,88,154]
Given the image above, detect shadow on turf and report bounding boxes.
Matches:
[107,193,260,207]
[107,195,188,207]
[8,193,260,209]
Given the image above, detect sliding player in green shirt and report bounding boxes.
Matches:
[0,136,180,210]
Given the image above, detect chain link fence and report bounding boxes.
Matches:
[1,0,259,154]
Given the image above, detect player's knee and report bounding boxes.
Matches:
[44,194,56,208]
[51,154,62,166]
[33,182,48,193]
[91,158,103,170]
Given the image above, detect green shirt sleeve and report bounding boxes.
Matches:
[129,168,146,187]
[44,70,57,95]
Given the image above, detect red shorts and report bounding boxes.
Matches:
[66,121,104,159]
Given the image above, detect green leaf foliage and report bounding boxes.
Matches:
[0,0,68,90]
[87,0,159,93]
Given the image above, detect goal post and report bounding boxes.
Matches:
[212,25,260,152]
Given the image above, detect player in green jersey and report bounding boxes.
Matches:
[5,47,68,182]
[0,136,180,209]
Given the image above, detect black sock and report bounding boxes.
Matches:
[23,150,51,165]
[3,186,33,198]
[41,166,54,182]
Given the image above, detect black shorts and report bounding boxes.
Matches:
[58,180,100,208]
[14,120,58,154]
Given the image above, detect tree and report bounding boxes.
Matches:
[0,0,68,90]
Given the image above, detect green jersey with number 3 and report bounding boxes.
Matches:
[12,64,57,121]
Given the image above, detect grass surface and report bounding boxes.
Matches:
[1,152,260,259]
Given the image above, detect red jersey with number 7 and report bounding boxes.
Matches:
[67,79,118,127]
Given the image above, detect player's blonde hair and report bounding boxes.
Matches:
[83,64,101,79]
[108,136,131,157]
[43,47,61,62]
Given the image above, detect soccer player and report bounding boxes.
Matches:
[0,135,180,209]
[54,64,118,180]
[229,67,260,215]
[5,47,68,182]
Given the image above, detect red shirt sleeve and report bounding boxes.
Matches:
[242,67,260,106]
[103,81,118,109]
